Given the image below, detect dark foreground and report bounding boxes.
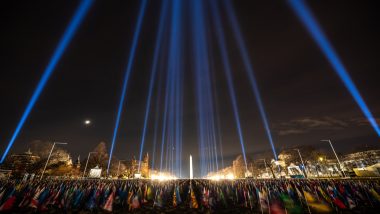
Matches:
[1,178,380,213]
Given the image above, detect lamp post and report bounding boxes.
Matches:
[117,160,126,177]
[294,149,307,178]
[260,159,275,178]
[317,156,326,177]
[40,142,67,180]
[321,139,346,177]
[82,152,97,178]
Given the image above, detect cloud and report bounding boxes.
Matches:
[276,116,380,136]
[276,116,353,136]
[350,117,380,127]
[278,129,307,136]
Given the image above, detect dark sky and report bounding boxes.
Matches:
[1,0,379,176]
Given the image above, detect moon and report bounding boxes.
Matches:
[84,120,91,125]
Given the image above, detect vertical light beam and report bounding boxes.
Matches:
[107,0,148,174]
[288,0,380,137]
[191,0,220,176]
[210,0,248,171]
[0,0,94,163]
[138,0,168,172]
[223,0,278,160]
[150,59,165,170]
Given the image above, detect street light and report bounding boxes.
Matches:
[82,152,97,178]
[40,142,68,180]
[259,159,275,178]
[117,160,126,177]
[294,149,307,178]
[321,139,346,177]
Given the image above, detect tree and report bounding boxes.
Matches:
[232,155,246,178]
[82,141,121,176]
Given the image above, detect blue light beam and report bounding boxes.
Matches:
[159,0,183,176]
[107,0,148,174]
[288,0,380,137]
[191,0,221,176]
[150,59,165,170]
[223,0,278,160]
[159,67,171,171]
[0,0,94,163]
[210,0,248,171]
[137,0,168,172]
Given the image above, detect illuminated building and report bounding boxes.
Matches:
[10,149,40,173]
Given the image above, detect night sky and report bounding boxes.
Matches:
[1,1,379,176]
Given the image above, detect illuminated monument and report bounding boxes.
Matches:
[190,155,193,179]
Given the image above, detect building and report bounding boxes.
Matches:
[141,153,150,178]
[10,149,40,173]
[342,149,380,169]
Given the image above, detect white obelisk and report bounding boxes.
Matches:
[190,155,193,179]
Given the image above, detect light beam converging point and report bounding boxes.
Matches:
[288,0,380,137]
[107,0,148,175]
[0,0,94,163]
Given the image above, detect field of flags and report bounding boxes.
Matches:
[1,178,380,213]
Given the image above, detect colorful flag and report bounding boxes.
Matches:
[153,189,163,208]
[280,193,302,214]
[131,194,140,209]
[0,195,16,211]
[257,187,269,212]
[327,186,347,209]
[103,191,115,212]
[369,188,380,203]
[29,187,45,209]
[146,185,154,201]
[86,188,97,210]
[303,190,332,213]
[190,188,198,209]
[201,187,209,208]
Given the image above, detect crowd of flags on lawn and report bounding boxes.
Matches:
[0,178,380,212]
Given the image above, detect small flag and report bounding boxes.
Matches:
[190,188,198,209]
[303,190,332,212]
[103,191,115,212]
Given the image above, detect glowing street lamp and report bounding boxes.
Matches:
[117,160,126,177]
[259,158,275,178]
[83,152,97,178]
[294,149,307,178]
[321,139,346,177]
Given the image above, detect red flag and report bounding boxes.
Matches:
[29,187,45,209]
[0,196,16,211]
[103,191,115,212]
